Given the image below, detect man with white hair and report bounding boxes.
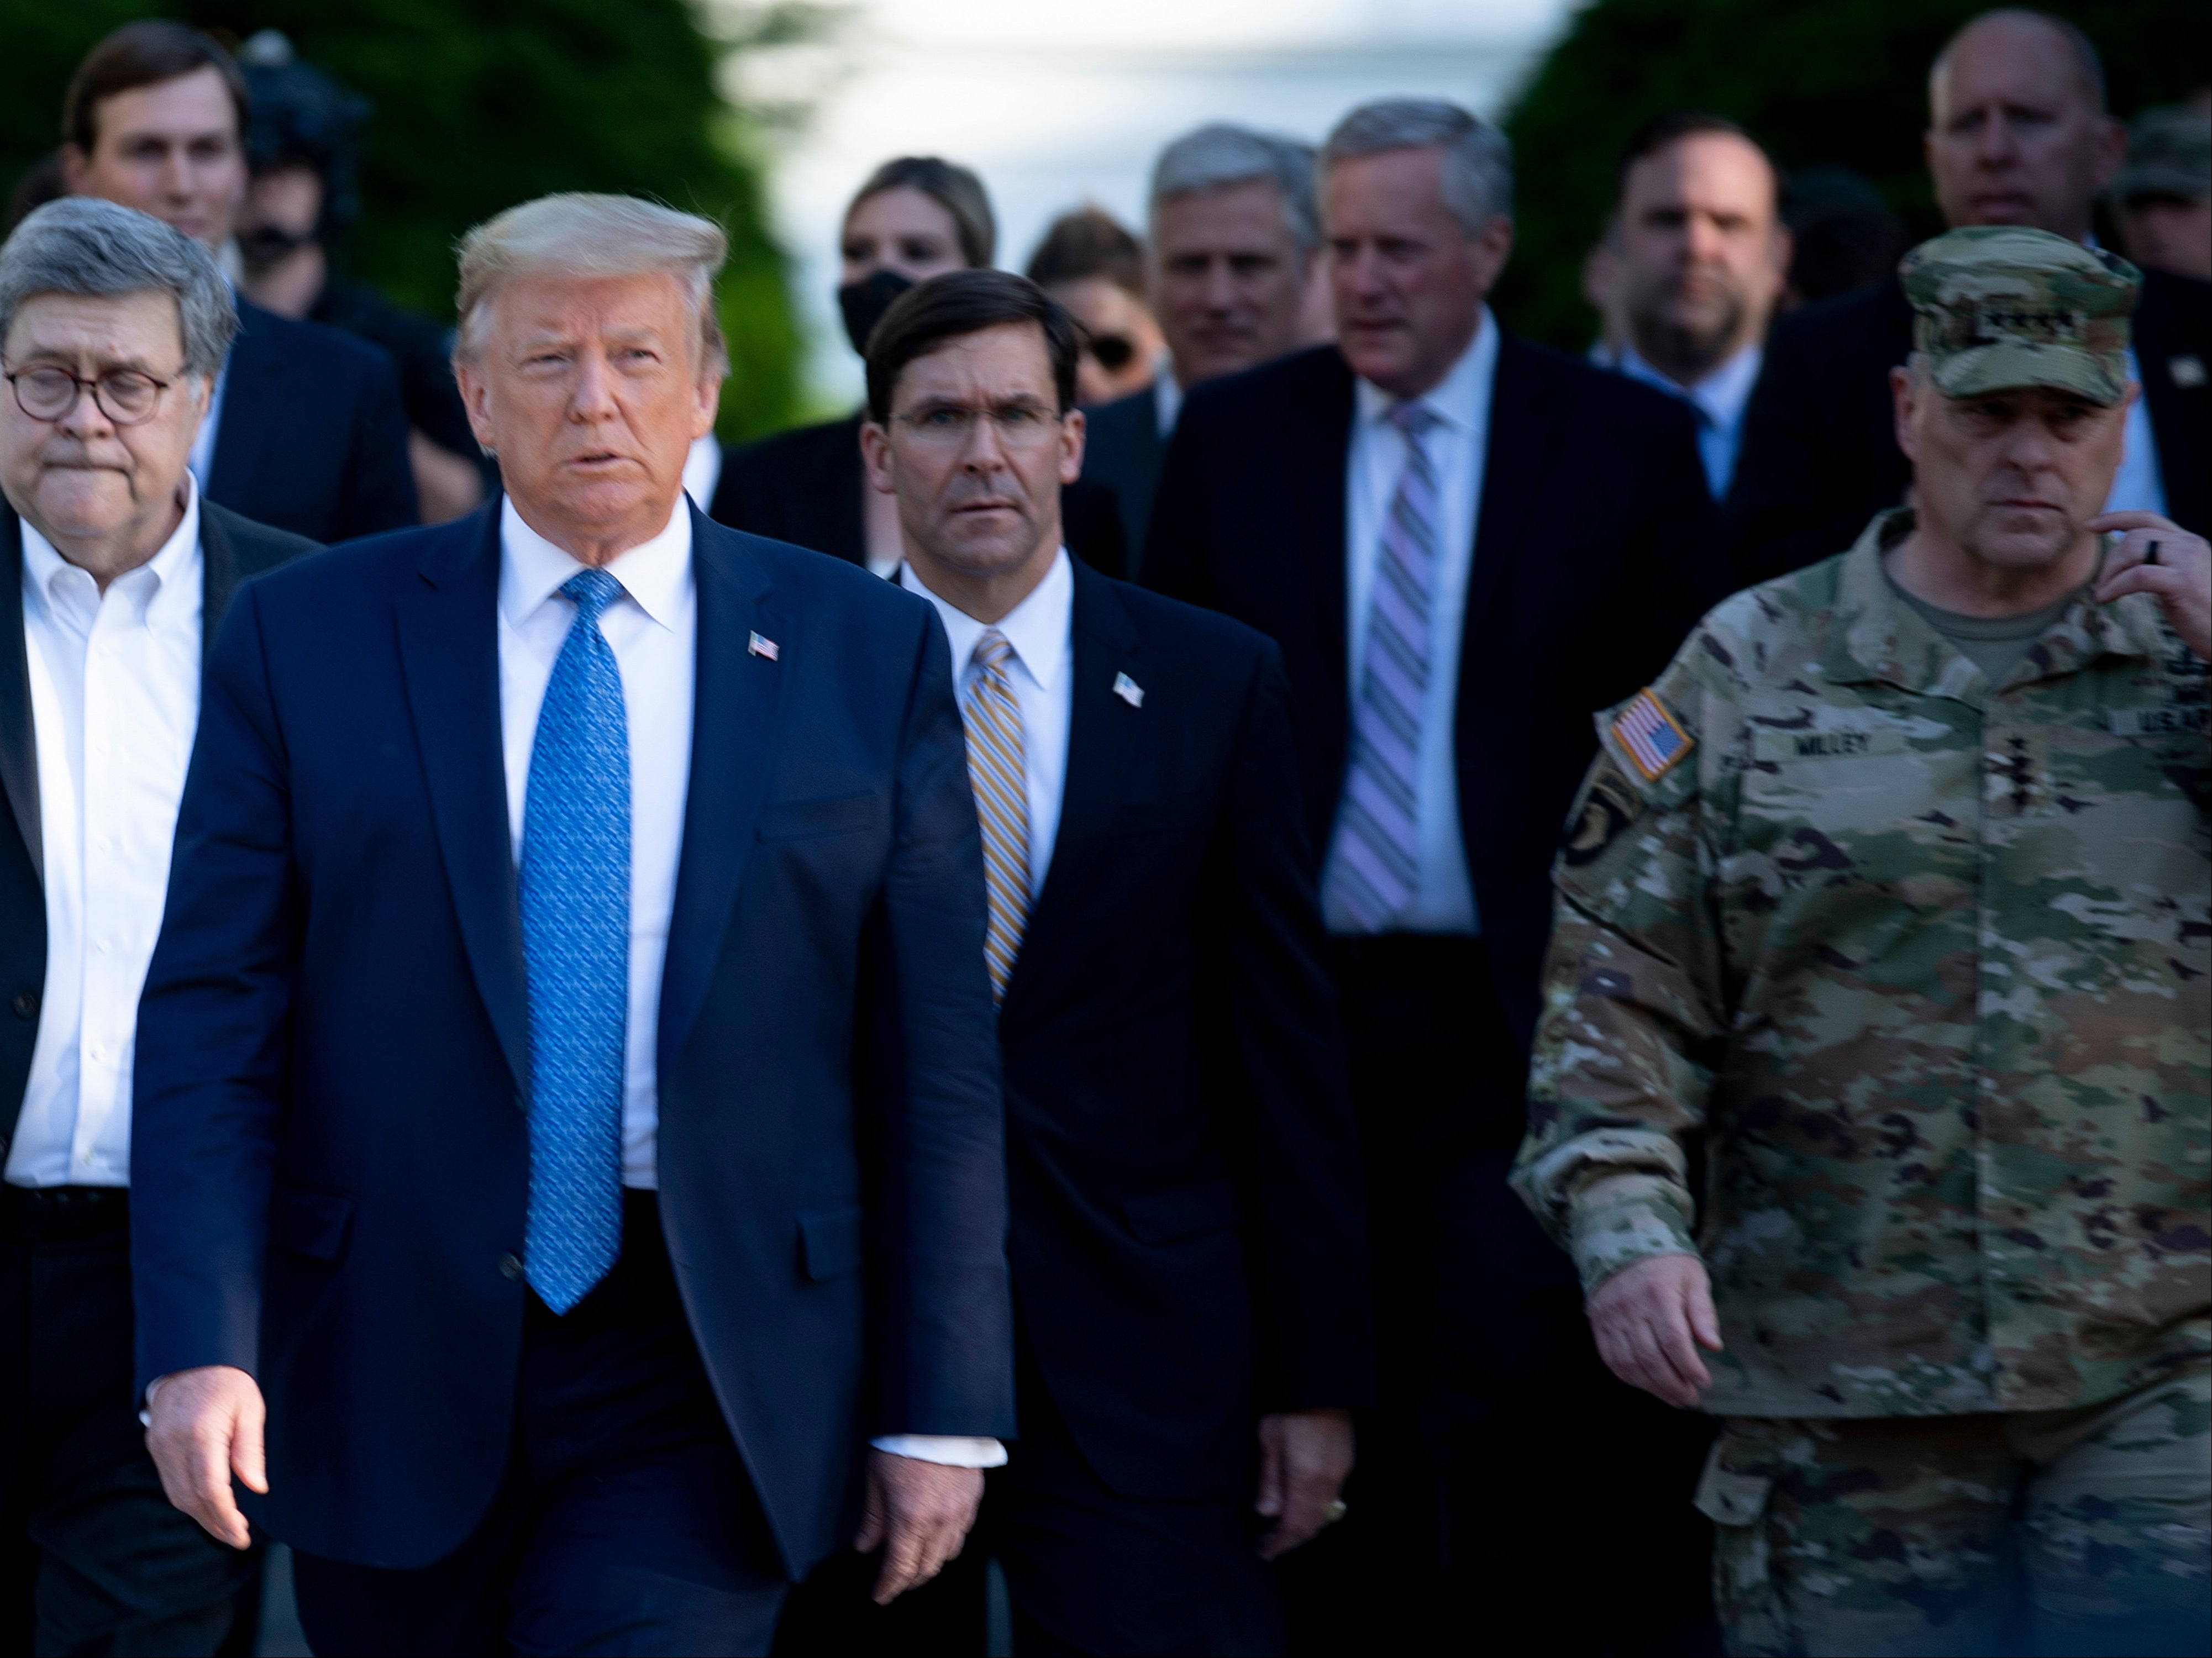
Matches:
[127,193,1014,1654]
[1145,98,1726,1649]
[1081,124,1320,559]
[0,195,315,1657]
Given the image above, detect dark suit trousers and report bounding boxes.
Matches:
[292,1192,788,1657]
[1,1186,259,1658]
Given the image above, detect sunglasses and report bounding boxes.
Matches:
[1080,330,1136,373]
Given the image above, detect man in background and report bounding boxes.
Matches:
[1146,98,1724,1652]
[1730,7,2210,583]
[1600,113,1791,500]
[60,20,416,544]
[1083,124,1320,559]
[2111,103,2211,281]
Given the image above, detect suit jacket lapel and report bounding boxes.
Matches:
[0,511,39,884]
[198,498,244,650]
[393,507,533,1095]
[1002,563,1142,1022]
[1462,330,1543,649]
[660,507,788,1071]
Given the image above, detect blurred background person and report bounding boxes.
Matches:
[232,32,486,524]
[1601,112,1790,499]
[712,156,1127,577]
[1778,166,1912,310]
[1082,123,1320,563]
[1730,7,2210,585]
[4,152,67,236]
[1580,235,1628,365]
[58,21,417,544]
[1024,205,1164,407]
[2110,103,2211,280]
[1146,97,1724,1655]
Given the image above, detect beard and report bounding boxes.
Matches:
[1627,272,1748,385]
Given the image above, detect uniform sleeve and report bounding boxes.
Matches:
[1509,643,1740,1293]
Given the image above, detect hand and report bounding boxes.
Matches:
[143,1365,267,1549]
[855,1450,984,1604]
[2091,513,2212,661]
[1586,1255,1722,1409]
[1254,1408,1354,1560]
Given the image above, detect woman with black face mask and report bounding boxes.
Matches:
[707,157,1128,579]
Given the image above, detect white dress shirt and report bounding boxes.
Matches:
[1329,309,1498,936]
[1152,358,1184,439]
[900,549,1075,900]
[1616,341,1763,499]
[499,498,1001,1467]
[7,483,204,1188]
[185,362,228,488]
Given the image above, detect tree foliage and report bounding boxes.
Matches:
[1497,0,2210,350]
[0,0,799,439]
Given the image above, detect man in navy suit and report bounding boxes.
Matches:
[62,21,418,543]
[128,193,1013,1656]
[1143,100,1727,1652]
[822,266,1367,1656]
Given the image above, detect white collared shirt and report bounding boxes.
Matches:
[185,361,227,488]
[899,549,1075,899]
[7,482,204,1188]
[1152,357,1184,440]
[1330,308,1498,936]
[496,497,696,1191]
[1616,341,1762,499]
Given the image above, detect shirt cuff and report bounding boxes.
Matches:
[869,1434,1008,1468]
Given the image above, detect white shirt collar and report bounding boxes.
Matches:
[1353,304,1498,436]
[1152,357,1184,439]
[19,471,203,627]
[899,548,1073,691]
[498,494,692,633]
[1617,340,1764,431]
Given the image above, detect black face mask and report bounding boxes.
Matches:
[837,267,916,356]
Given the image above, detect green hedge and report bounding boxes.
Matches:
[1498,0,2210,349]
[0,0,798,440]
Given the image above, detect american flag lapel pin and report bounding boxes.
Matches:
[748,631,780,661]
[1112,671,1143,708]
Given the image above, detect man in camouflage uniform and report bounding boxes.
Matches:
[1512,225,2210,1657]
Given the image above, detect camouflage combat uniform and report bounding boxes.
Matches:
[1509,511,2211,1654]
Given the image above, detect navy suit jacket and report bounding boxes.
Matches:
[1142,339,1725,1051]
[204,297,418,544]
[999,562,1371,1500]
[130,503,1015,1574]
[1075,387,1165,572]
[0,499,316,1146]
[1726,269,2211,587]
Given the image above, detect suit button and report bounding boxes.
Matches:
[11,992,36,1019]
[498,1252,524,1281]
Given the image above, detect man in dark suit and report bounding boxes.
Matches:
[0,200,314,1656]
[129,193,1012,1656]
[61,21,418,544]
[1729,9,2210,586]
[1081,124,1322,565]
[1144,101,1726,1652]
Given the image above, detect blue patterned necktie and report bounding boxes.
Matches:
[519,569,630,1313]
[1327,400,1440,930]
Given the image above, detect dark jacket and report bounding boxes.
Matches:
[1726,269,2212,587]
[0,499,316,1145]
[1000,560,1370,1499]
[1142,339,1725,1049]
[205,297,418,544]
[712,414,1131,579]
[129,503,1014,1575]
[1076,386,1167,572]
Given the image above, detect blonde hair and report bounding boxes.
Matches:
[453,193,729,371]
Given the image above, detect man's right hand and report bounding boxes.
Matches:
[1585,1254,1722,1408]
[144,1364,267,1549]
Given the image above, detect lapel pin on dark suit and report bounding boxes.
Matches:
[748,631,780,661]
[1112,671,1143,708]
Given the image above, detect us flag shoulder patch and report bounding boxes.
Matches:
[1612,688,1694,782]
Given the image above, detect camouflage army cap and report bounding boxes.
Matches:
[2113,104,2211,202]
[1900,226,2141,404]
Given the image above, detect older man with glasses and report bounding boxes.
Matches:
[0,196,316,1655]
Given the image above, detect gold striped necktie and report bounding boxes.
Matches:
[961,629,1031,1003]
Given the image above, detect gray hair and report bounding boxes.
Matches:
[0,198,237,376]
[1321,99,1515,232]
[1149,123,1320,252]
[455,193,729,371]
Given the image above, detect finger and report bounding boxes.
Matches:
[854,1475,886,1553]
[1649,1294,1709,1392]
[2096,562,2185,605]
[2085,510,2177,535]
[872,1525,922,1604]
[1253,1430,1284,1518]
[1687,1268,1725,1352]
[188,1428,251,1549]
[1626,1319,1695,1409]
[232,1391,269,1496]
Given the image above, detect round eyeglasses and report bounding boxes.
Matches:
[3,362,180,426]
